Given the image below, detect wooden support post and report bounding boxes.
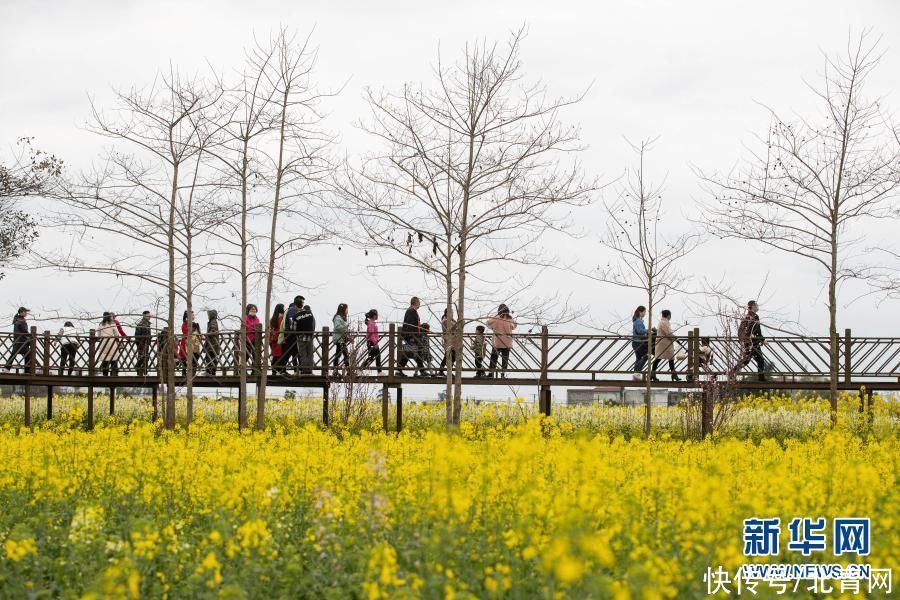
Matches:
[24,383,31,427]
[843,329,851,385]
[686,330,695,381]
[87,385,94,430]
[237,383,245,427]
[88,329,97,377]
[382,383,389,432]
[42,330,51,376]
[867,388,874,425]
[233,331,241,376]
[858,388,865,414]
[540,326,549,380]
[322,384,330,426]
[28,326,37,378]
[396,385,403,433]
[47,386,53,420]
[387,324,396,378]
[321,327,331,379]
[109,386,116,416]
[539,385,552,417]
[151,384,159,422]
[701,389,713,439]
[253,323,262,376]
[693,328,701,381]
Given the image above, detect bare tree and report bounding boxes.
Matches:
[203,48,280,430]
[337,28,596,425]
[253,30,335,427]
[698,33,900,417]
[33,68,222,429]
[583,138,699,436]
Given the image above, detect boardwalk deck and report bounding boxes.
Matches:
[1,324,895,428]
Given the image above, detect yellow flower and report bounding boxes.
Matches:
[3,538,37,561]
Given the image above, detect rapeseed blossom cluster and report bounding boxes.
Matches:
[0,398,896,597]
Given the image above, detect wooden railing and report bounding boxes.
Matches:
[1,324,897,384]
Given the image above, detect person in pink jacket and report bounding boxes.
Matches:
[486,303,517,378]
[362,309,382,373]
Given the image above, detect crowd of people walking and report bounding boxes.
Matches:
[2,297,767,380]
[630,300,767,382]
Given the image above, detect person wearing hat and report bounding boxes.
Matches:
[738,300,766,382]
[3,307,32,372]
[134,311,152,376]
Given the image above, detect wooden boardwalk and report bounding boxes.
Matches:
[1,325,895,427]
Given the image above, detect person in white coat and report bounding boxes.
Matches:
[97,313,121,376]
[652,309,680,382]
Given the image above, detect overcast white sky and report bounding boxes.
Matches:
[2,0,900,342]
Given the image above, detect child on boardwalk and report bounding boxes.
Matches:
[472,325,486,378]
[363,309,382,373]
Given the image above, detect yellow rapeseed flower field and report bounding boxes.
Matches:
[0,394,896,598]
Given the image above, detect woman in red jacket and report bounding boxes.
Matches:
[245,304,261,367]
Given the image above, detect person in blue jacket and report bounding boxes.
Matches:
[632,305,649,375]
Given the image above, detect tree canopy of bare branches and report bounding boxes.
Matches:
[697,32,900,415]
[336,28,597,424]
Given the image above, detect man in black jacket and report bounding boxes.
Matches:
[738,300,766,381]
[398,297,430,376]
[280,295,304,374]
[295,304,315,374]
[135,310,152,376]
[4,307,32,372]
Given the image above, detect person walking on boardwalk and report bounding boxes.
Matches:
[245,304,261,367]
[279,296,304,374]
[362,309,382,373]
[738,300,766,382]
[487,304,517,378]
[97,312,121,376]
[398,296,429,377]
[269,303,286,374]
[295,304,316,374]
[3,307,32,373]
[57,320,79,376]
[332,303,351,368]
[472,325,486,377]
[134,311,152,376]
[632,305,649,377]
[651,309,680,382]
[178,310,194,368]
[438,308,458,377]
[185,322,203,375]
[204,309,220,376]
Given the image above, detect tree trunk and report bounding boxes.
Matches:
[165,163,179,430]
[828,240,839,426]
[257,86,290,429]
[238,143,250,431]
[185,216,194,426]
[444,272,453,426]
[644,295,654,437]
